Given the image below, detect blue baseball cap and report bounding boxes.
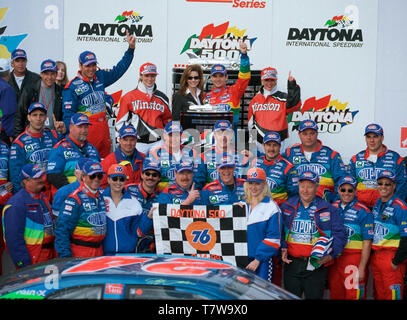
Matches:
[83,160,104,176]
[263,131,281,145]
[211,64,227,76]
[338,176,357,189]
[40,59,57,73]
[299,171,319,184]
[20,163,46,180]
[119,125,138,138]
[164,121,183,135]
[299,120,318,132]
[214,120,233,132]
[71,113,91,126]
[175,161,194,173]
[11,49,27,61]
[142,158,161,173]
[79,51,97,66]
[28,102,47,114]
[75,158,90,171]
[217,153,235,169]
[377,169,396,182]
[364,123,383,136]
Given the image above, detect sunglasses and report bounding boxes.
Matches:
[378,182,392,187]
[89,173,104,180]
[143,171,160,178]
[111,176,126,182]
[187,76,200,80]
[340,188,354,193]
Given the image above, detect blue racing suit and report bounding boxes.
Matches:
[156,183,201,205]
[200,178,245,205]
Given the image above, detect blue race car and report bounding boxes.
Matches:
[0,254,299,300]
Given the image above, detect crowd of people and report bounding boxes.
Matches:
[0,33,406,301]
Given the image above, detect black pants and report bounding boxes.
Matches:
[283,256,328,299]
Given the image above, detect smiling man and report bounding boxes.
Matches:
[350,123,407,209]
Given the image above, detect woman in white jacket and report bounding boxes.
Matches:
[102,164,153,255]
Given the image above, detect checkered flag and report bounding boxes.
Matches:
[153,204,248,268]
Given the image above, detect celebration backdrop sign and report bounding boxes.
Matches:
[153,204,248,268]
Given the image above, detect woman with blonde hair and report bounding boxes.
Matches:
[172,64,205,121]
[241,167,282,282]
[56,61,69,87]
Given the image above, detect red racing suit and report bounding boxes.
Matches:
[248,82,301,142]
[115,85,172,144]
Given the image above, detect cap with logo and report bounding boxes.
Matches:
[40,59,57,73]
[140,62,158,75]
[119,125,138,138]
[211,64,227,76]
[217,153,235,169]
[337,176,357,189]
[83,160,104,176]
[261,67,278,80]
[175,161,194,173]
[71,113,91,126]
[142,158,161,173]
[263,131,281,145]
[19,163,46,181]
[247,167,267,183]
[108,164,127,179]
[299,119,318,132]
[377,169,396,182]
[214,120,233,132]
[75,158,90,171]
[11,49,27,61]
[299,171,319,184]
[28,102,47,114]
[164,121,183,135]
[79,51,98,66]
[0,59,10,72]
[364,123,383,136]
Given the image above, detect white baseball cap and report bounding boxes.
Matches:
[0,59,10,72]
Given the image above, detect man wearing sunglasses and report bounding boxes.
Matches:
[127,158,161,253]
[370,170,407,300]
[47,113,100,196]
[100,125,145,189]
[102,164,153,255]
[350,123,407,209]
[55,160,107,258]
[329,176,373,300]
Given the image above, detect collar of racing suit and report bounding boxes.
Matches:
[364,144,388,160]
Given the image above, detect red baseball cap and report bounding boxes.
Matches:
[261,67,278,80]
[247,167,267,183]
[140,62,158,75]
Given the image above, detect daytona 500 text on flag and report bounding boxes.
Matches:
[153,204,248,268]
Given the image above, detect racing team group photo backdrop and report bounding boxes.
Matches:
[0,0,405,163]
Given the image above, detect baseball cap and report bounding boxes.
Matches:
[164,121,183,135]
[75,158,90,171]
[140,62,158,75]
[83,160,104,176]
[263,131,281,145]
[364,123,383,136]
[337,176,357,189]
[214,120,233,132]
[0,59,10,72]
[377,169,396,182]
[40,59,57,73]
[175,161,194,173]
[119,125,138,138]
[71,113,91,126]
[247,167,267,183]
[79,51,97,66]
[217,153,235,169]
[142,158,161,173]
[299,171,319,184]
[11,49,27,61]
[299,120,318,132]
[28,102,47,114]
[211,64,227,76]
[108,164,127,179]
[261,67,278,80]
[19,163,46,180]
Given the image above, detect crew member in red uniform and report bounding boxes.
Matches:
[248,67,301,150]
[203,40,250,129]
[115,63,172,155]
